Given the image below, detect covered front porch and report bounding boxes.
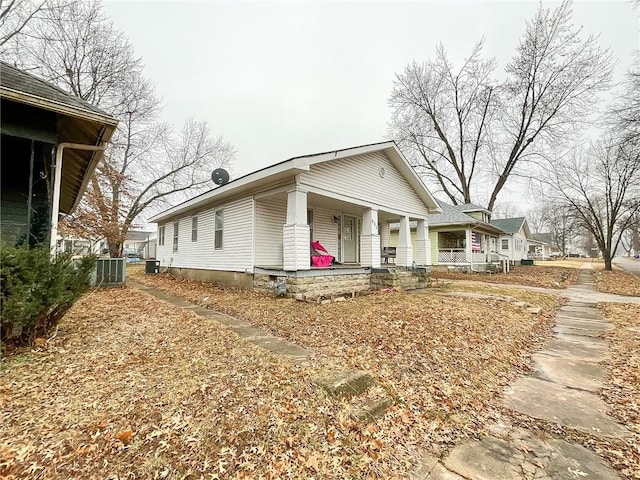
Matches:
[254,186,431,271]
[434,228,501,270]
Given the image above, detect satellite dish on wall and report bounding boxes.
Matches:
[211,168,230,186]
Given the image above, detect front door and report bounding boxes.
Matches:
[342,215,358,263]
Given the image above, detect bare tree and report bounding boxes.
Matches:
[389,42,497,205]
[0,0,53,51]
[490,203,524,220]
[8,0,235,256]
[542,136,640,270]
[389,0,612,211]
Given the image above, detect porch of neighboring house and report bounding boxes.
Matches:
[435,230,501,271]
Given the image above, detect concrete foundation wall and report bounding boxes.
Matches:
[168,266,254,290]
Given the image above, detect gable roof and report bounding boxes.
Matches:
[490,217,527,234]
[428,200,504,234]
[149,141,442,223]
[1,62,118,214]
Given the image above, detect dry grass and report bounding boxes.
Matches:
[542,259,606,270]
[433,265,579,289]
[594,270,640,297]
[0,271,561,479]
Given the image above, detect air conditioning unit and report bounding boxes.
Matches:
[91,258,126,287]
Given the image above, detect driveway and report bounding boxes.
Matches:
[613,256,640,276]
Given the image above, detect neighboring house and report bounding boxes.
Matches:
[389,201,505,271]
[149,141,442,297]
[490,217,532,262]
[0,62,118,249]
[427,202,506,271]
[124,230,156,258]
[528,233,562,260]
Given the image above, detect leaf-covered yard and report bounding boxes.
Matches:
[432,265,579,289]
[595,270,640,297]
[1,273,561,479]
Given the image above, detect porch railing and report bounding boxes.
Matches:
[438,249,467,263]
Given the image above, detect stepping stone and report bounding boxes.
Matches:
[555,317,613,332]
[554,325,604,338]
[554,331,609,346]
[512,301,529,308]
[503,377,629,439]
[556,310,603,320]
[248,336,309,360]
[540,339,607,362]
[527,306,542,315]
[313,370,375,398]
[531,353,605,392]
[441,436,621,480]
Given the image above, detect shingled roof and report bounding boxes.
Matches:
[489,217,526,234]
[0,61,113,120]
[1,62,118,214]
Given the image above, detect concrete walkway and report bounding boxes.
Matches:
[128,279,310,364]
[420,265,629,479]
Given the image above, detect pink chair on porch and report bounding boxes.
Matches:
[310,241,335,267]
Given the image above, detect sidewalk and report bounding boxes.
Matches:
[419,264,629,479]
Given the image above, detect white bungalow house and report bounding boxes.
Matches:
[528,233,562,260]
[490,217,532,263]
[148,142,442,297]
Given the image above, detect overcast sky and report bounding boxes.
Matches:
[104,0,638,207]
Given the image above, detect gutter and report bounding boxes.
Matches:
[49,142,106,254]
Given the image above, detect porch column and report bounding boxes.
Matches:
[415,219,431,266]
[466,228,473,271]
[360,208,380,268]
[283,188,310,271]
[396,216,413,267]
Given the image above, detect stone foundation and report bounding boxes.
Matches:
[169,266,431,299]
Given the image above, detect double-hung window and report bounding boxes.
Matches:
[214,210,223,250]
[173,222,179,252]
[192,217,198,242]
[158,226,165,246]
[501,238,509,250]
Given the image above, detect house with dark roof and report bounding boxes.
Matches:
[149,141,442,297]
[490,217,532,262]
[0,61,118,249]
[529,232,562,259]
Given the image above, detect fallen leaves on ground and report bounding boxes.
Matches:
[594,270,640,297]
[600,303,640,477]
[0,270,561,479]
[433,265,579,289]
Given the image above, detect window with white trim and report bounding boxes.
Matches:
[501,238,509,250]
[192,216,198,242]
[173,221,179,252]
[158,226,165,246]
[214,210,223,250]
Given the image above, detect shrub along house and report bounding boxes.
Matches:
[0,62,118,249]
[149,141,442,298]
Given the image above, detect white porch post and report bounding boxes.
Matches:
[283,188,310,271]
[466,228,473,271]
[396,216,413,267]
[360,208,380,268]
[415,219,431,266]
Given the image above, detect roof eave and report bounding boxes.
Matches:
[0,86,118,127]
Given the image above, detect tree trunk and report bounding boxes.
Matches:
[109,241,123,258]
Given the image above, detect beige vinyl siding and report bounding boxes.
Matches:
[255,196,287,266]
[299,152,430,216]
[310,207,338,258]
[156,197,253,271]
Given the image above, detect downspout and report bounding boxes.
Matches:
[49,142,106,254]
